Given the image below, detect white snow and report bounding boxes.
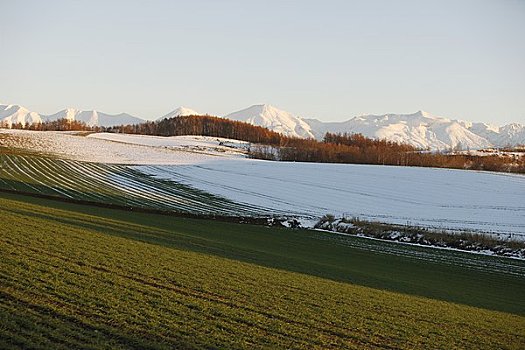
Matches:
[2,129,524,238]
[43,109,143,127]
[0,130,244,165]
[220,105,524,150]
[140,158,525,238]
[87,133,250,156]
[0,103,144,127]
[0,104,42,126]
[3,101,525,149]
[157,106,200,120]
[304,111,493,150]
[224,104,316,139]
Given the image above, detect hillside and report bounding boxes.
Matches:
[1,192,524,349]
[1,130,524,239]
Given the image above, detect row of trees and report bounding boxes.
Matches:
[5,119,104,132]
[107,115,284,144]
[115,116,524,173]
[4,116,524,173]
[251,132,525,172]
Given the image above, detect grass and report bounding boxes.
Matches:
[2,191,525,315]
[1,192,525,349]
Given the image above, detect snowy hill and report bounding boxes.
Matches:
[157,106,200,121]
[223,104,315,139]
[1,103,144,127]
[2,129,524,237]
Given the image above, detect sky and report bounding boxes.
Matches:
[1,0,524,124]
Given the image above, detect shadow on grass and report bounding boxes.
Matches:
[2,190,525,316]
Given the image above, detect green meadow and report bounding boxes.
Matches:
[1,192,524,349]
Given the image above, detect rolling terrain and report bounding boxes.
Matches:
[0,152,267,217]
[1,192,524,349]
[1,129,525,349]
[1,130,524,240]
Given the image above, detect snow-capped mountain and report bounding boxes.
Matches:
[468,122,525,147]
[0,103,144,127]
[304,111,493,150]
[0,103,42,126]
[45,109,143,127]
[221,105,523,150]
[2,101,524,149]
[498,123,525,146]
[157,106,200,121]
[223,104,315,139]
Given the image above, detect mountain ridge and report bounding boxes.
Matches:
[303,110,496,150]
[1,101,524,149]
[0,103,145,128]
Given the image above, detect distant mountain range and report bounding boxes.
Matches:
[1,102,524,149]
[224,104,525,150]
[0,103,143,128]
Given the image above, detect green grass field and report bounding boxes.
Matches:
[1,192,524,349]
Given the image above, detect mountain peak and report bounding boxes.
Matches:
[412,110,440,119]
[415,110,431,117]
[247,104,276,112]
[224,104,315,138]
[1,103,144,127]
[158,106,200,121]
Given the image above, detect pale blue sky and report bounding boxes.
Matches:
[1,0,524,124]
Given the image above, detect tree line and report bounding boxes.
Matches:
[4,116,524,173]
[251,132,525,173]
[5,119,105,132]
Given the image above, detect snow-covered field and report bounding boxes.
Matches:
[1,130,246,164]
[2,129,524,238]
[140,159,525,238]
[88,133,250,156]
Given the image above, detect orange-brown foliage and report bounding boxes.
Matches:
[10,116,525,173]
